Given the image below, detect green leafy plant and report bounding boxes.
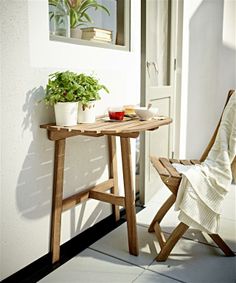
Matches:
[44,71,109,108]
[76,73,109,109]
[44,71,82,105]
[49,0,110,28]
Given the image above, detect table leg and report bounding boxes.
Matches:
[50,139,66,263]
[108,136,120,221]
[120,137,139,256]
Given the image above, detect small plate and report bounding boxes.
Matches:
[124,114,138,118]
[102,117,132,122]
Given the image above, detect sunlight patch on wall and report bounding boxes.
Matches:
[223,0,236,49]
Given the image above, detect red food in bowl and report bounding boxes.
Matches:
[108,110,125,120]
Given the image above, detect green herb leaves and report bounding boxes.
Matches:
[44,71,109,107]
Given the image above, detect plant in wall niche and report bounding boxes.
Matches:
[49,0,110,38]
[68,0,110,28]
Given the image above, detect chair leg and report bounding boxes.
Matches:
[208,234,235,256]
[148,194,176,232]
[156,222,189,261]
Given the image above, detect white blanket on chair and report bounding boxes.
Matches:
[173,92,236,234]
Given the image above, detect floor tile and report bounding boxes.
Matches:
[38,249,144,283]
[133,269,181,283]
[137,184,236,251]
[148,237,236,283]
[90,223,160,268]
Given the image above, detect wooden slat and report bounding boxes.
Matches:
[159,158,181,178]
[62,191,90,211]
[208,234,235,256]
[62,179,114,211]
[89,191,125,206]
[153,222,166,248]
[40,123,56,129]
[122,118,172,133]
[161,176,181,195]
[190,159,201,165]
[120,137,139,256]
[108,136,120,221]
[171,158,200,166]
[48,130,102,140]
[200,90,235,162]
[180,159,192,165]
[50,139,65,263]
[150,156,169,177]
[156,222,189,262]
[149,194,176,232]
[98,119,138,130]
[99,119,170,134]
[169,158,180,164]
[91,179,114,193]
[41,123,99,133]
[64,123,103,133]
[101,131,140,138]
[85,119,136,133]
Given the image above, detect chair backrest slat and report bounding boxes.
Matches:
[200,90,235,162]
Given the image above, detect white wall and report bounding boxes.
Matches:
[179,0,236,159]
[0,0,140,280]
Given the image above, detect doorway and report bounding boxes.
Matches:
[137,0,183,204]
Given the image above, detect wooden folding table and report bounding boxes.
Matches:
[40,117,172,263]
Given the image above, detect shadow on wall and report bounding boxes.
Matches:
[17,86,110,233]
[186,0,236,158]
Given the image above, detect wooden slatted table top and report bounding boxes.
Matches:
[40,116,172,140]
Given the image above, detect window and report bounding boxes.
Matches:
[49,0,130,51]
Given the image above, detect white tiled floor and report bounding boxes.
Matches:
[39,184,236,283]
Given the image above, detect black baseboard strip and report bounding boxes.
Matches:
[2,211,127,283]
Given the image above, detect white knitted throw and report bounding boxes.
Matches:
[173,92,236,234]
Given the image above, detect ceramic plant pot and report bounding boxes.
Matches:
[70,28,82,39]
[54,102,78,126]
[78,101,96,123]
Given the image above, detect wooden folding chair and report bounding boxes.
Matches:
[149,89,236,261]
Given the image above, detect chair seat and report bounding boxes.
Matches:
[150,157,200,195]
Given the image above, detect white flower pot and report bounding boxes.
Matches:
[70,28,82,39]
[54,102,78,126]
[78,101,96,123]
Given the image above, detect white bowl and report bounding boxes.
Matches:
[134,107,159,120]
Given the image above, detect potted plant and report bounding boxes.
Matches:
[44,71,109,125]
[76,73,109,123]
[49,0,110,39]
[44,71,81,126]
